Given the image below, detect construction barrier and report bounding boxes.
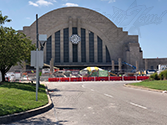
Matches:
[48,76,149,82]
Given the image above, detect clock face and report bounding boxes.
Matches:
[70,34,81,44]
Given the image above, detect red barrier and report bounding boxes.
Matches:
[48,76,149,82]
[60,77,69,82]
[110,76,122,81]
[88,77,95,81]
[124,76,136,81]
[137,76,149,80]
[97,77,109,81]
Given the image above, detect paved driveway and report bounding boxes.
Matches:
[7,81,167,125]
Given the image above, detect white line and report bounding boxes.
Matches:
[91,89,94,91]
[130,102,147,109]
[82,85,85,88]
[104,93,113,98]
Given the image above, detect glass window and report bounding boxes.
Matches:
[72,27,77,34]
[55,31,60,63]
[97,36,103,62]
[106,46,111,63]
[46,36,52,65]
[81,28,86,62]
[89,31,94,62]
[72,27,78,62]
[64,28,69,62]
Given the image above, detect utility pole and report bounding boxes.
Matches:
[36,14,39,101]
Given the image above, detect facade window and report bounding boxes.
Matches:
[81,28,86,62]
[46,36,52,65]
[55,31,60,63]
[64,28,69,62]
[72,27,77,34]
[89,31,94,62]
[151,66,154,70]
[106,46,111,63]
[72,27,78,62]
[97,36,103,62]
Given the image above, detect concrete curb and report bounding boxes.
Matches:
[0,84,53,124]
[124,84,166,93]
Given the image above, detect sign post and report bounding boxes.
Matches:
[30,14,47,101]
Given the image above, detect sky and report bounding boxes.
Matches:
[0,0,167,58]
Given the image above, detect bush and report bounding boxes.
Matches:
[150,73,159,80]
[159,70,167,80]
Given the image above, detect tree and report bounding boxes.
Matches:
[0,26,36,81]
[0,11,11,24]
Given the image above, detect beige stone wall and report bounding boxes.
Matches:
[21,7,144,70]
[144,58,167,70]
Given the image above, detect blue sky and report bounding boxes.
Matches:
[0,0,167,58]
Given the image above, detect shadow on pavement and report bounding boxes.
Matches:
[56,107,76,110]
[8,117,68,125]
[48,88,60,92]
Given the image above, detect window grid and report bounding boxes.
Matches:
[81,28,86,62]
[89,31,94,62]
[106,46,111,63]
[46,36,52,65]
[55,31,60,63]
[72,27,78,62]
[97,36,103,62]
[64,28,69,62]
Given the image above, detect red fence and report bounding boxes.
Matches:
[48,76,149,82]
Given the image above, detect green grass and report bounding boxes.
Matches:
[0,82,48,116]
[130,80,167,90]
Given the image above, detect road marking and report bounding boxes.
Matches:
[82,85,85,88]
[130,102,147,109]
[104,93,113,98]
[88,107,93,109]
[91,89,94,91]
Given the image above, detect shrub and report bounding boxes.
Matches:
[159,70,167,80]
[150,73,159,80]
[159,72,164,80]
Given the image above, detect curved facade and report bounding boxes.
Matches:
[22,7,144,70]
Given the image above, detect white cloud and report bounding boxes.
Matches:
[63,3,79,7]
[101,0,116,3]
[29,1,39,6]
[26,17,31,19]
[29,0,53,7]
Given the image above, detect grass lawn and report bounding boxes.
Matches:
[130,80,167,91]
[0,82,48,116]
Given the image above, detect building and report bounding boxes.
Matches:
[18,7,167,72]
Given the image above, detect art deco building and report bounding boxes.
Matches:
[19,7,167,71]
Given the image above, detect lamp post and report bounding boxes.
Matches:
[31,14,47,101]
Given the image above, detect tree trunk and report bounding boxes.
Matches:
[1,70,6,82]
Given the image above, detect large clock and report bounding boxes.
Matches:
[70,34,81,44]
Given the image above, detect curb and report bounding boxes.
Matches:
[124,84,166,93]
[0,84,53,124]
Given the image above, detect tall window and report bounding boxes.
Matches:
[81,28,86,62]
[46,36,52,64]
[55,31,60,63]
[64,28,69,62]
[97,36,103,62]
[72,27,78,62]
[106,46,111,63]
[89,31,94,62]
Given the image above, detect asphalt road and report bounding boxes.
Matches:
[7,81,167,125]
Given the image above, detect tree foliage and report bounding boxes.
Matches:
[0,11,36,81]
[0,11,11,24]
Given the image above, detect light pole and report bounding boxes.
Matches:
[31,14,47,101]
